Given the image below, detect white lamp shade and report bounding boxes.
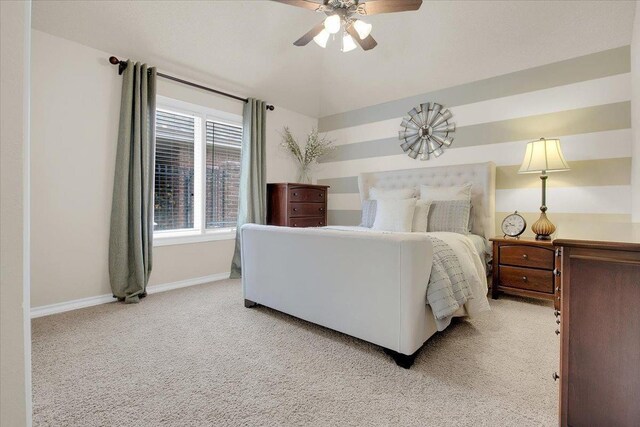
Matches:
[313,29,330,48]
[353,20,372,39]
[518,138,570,174]
[342,34,357,52]
[324,14,341,34]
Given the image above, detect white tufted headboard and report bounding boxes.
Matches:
[358,162,496,240]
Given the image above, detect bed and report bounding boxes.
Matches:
[240,161,496,368]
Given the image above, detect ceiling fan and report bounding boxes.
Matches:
[274,0,423,52]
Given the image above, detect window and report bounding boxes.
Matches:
[206,121,242,229]
[153,96,242,245]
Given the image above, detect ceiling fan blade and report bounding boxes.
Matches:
[345,25,378,51]
[272,0,323,11]
[360,0,423,15]
[294,22,325,46]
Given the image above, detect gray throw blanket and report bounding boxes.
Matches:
[426,236,474,320]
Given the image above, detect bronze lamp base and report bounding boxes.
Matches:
[531,210,556,240]
[533,174,555,240]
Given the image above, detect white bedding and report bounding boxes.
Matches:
[324,226,490,329]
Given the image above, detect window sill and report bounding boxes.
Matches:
[153,229,236,247]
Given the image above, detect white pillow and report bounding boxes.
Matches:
[369,187,415,200]
[372,198,416,232]
[420,183,472,203]
[412,200,432,232]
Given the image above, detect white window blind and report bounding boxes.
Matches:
[154,110,195,231]
[206,121,242,229]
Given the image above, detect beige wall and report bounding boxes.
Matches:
[1,1,32,426]
[632,2,640,223]
[30,30,317,308]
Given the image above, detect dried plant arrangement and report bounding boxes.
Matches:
[280,127,335,183]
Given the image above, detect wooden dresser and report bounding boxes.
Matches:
[266,183,329,228]
[554,238,640,427]
[490,238,561,309]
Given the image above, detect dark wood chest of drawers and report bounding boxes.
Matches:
[554,239,640,427]
[266,183,329,228]
[490,238,561,310]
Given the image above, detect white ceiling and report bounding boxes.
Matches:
[32,0,637,118]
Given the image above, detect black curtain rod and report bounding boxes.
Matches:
[108,56,274,111]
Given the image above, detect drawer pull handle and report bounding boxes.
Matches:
[522,254,528,259]
[522,276,527,282]
[556,319,560,325]
[318,221,323,225]
[318,193,323,197]
[293,208,298,212]
[319,207,324,211]
[555,286,560,292]
[554,310,560,317]
[553,268,561,276]
[293,224,297,227]
[293,192,298,196]
[552,372,559,381]
[555,329,560,335]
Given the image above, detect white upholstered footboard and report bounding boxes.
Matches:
[240,224,437,356]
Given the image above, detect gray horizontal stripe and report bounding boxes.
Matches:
[328,210,360,226]
[323,157,633,196]
[496,157,632,189]
[317,176,359,193]
[319,137,398,163]
[320,102,631,164]
[319,46,630,132]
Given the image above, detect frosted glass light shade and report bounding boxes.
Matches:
[342,34,357,52]
[518,138,570,174]
[353,20,372,39]
[313,29,330,48]
[324,14,341,34]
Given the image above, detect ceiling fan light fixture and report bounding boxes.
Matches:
[353,19,372,39]
[313,29,330,48]
[324,14,341,34]
[342,33,357,52]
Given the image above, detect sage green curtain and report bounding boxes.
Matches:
[109,61,157,303]
[230,98,267,278]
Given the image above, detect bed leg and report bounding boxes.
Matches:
[383,348,419,369]
[244,299,258,308]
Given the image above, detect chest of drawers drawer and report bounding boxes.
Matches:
[289,203,326,217]
[499,265,554,294]
[290,217,326,228]
[288,187,326,203]
[499,245,554,269]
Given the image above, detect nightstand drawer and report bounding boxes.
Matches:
[290,217,326,228]
[289,203,326,217]
[289,187,326,203]
[499,245,554,270]
[499,265,554,294]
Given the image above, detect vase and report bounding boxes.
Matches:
[297,164,312,184]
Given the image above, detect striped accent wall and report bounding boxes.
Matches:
[316,46,633,237]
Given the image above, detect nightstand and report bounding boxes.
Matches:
[490,237,561,309]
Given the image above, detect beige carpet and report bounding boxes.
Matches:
[32,279,559,426]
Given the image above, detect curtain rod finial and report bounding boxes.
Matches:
[266,104,275,111]
[109,56,120,65]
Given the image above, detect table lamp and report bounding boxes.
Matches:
[518,138,570,240]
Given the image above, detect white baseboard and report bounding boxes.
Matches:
[30,272,230,319]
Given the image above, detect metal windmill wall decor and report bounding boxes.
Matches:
[398,103,456,160]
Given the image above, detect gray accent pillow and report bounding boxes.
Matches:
[427,200,471,235]
[359,199,377,228]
